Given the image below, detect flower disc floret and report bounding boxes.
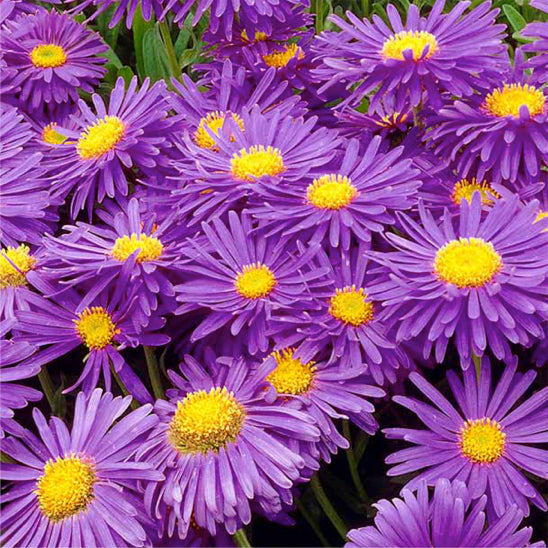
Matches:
[451,178,499,207]
[111,234,163,263]
[329,286,374,326]
[42,122,68,145]
[0,245,36,288]
[381,30,438,61]
[230,145,285,181]
[459,418,506,464]
[484,83,546,118]
[76,115,126,159]
[262,43,303,68]
[235,263,277,299]
[194,111,245,150]
[74,306,119,350]
[306,174,358,210]
[30,44,67,68]
[266,348,316,395]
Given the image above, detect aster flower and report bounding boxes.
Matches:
[384,358,548,517]
[1,9,107,111]
[378,194,548,367]
[137,354,319,539]
[249,135,422,249]
[522,1,548,85]
[48,76,176,218]
[313,0,506,111]
[0,389,163,547]
[346,478,546,548]
[175,211,326,355]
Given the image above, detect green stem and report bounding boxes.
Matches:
[361,0,369,17]
[232,528,252,548]
[296,499,330,548]
[343,421,369,503]
[111,367,140,410]
[310,474,348,540]
[38,367,56,411]
[473,353,481,384]
[313,0,325,33]
[159,20,181,80]
[144,346,164,400]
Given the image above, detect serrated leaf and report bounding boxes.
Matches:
[503,4,527,32]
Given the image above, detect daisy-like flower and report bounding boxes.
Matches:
[346,478,546,548]
[522,1,548,85]
[1,9,107,111]
[384,358,548,517]
[0,389,163,547]
[48,76,176,218]
[312,0,506,110]
[175,211,326,355]
[427,51,548,185]
[378,194,548,367]
[137,354,319,539]
[249,135,422,249]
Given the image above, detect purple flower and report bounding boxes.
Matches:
[522,1,548,86]
[377,194,548,367]
[346,478,546,547]
[313,0,506,110]
[384,358,548,517]
[0,389,162,547]
[1,9,107,111]
[137,354,319,539]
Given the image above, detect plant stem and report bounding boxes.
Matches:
[472,353,481,384]
[296,499,330,547]
[158,20,181,79]
[310,474,347,541]
[343,421,369,503]
[144,346,164,399]
[111,367,140,410]
[38,367,56,412]
[232,528,252,548]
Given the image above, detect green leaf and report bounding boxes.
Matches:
[503,4,527,32]
[96,5,121,48]
[142,27,171,82]
[132,5,156,80]
[117,66,135,86]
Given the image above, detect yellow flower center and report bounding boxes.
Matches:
[535,210,548,223]
[168,387,245,454]
[36,455,96,522]
[375,112,407,128]
[194,111,245,150]
[235,263,277,299]
[30,44,67,68]
[42,122,68,145]
[329,286,374,327]
[262,43,304,68]
[266,348,316,395]
[459,418,505,464]
[0,245,36,289]
[74,306,120,350]
[434,237,502,289]
[306,174,358,210]
[451,178,500,207]
[484,84,546,118]
[381,31,438,61]
[77,116,125,160]
[111,234,163,263]
[242,30,268,42]
[230,145,285,181]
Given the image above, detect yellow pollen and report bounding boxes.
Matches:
[42,122,68,145]
[381,31,438,61]
[266,348,315,395]
[262,43,304,68]
[484,84,546,118]
[329,286,374,327]
[74,306,120,350]
[0,245,36,289]
[451,178,500,207]
[111,234,163,263]
[36,454,96,522]
[77,115,125,159]
[535,210,548,223]
[434,237,502,288]
[230,145,285,181]
[30,44,67,68]
[459,418,505,464]
[306,174,358,210]
[168,387,245,454]
[193,111,245,150]
[242,30,268,42]
[375,112,407,128]
[235,263,277,299]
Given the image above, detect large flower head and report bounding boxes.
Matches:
[384,359,548,517]
[1,9,107,111]
[313,0,506,111]
[523,1,548,85]
[0,389,162,547]
[137,354,319,539]
[378,194,548,367]
[346,478,546,547]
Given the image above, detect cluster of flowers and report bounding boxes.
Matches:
[1,0,547,546]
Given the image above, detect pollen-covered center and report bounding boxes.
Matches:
[42,122,68,145]
[262,43,303,68]
[307,174,358,210]
[242,30,268,42]
[267,348,316,395]
[77,115,125,159]
[451,178,500,207]
[36,455,96,522]
[74,306,119,350]
[230,145,285,181]
[30,44,67,68]
[484,84,546,118]
[194,111,245,150]
[381,30,438,61]
[459,418,505,464]
[235,263,277,299]
[329,286,374,327]
[0,245,36,289]
[434,237,502,288]
[168,387,246,454]
[111,234,163,263]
